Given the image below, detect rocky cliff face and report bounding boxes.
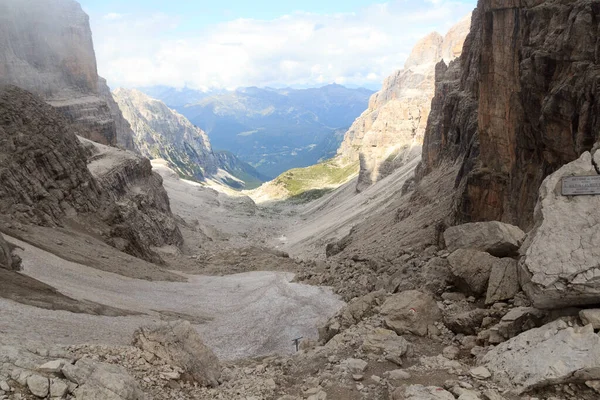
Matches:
[419,0,600,230]
[113,88,266,189]
[0,0,135,149]
[113,88,219,181]
[0,85,181,263]
[337,14,471,192]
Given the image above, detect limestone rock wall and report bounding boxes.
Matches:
[419,0,600,229]
[337,14,471,192]
[0,0,132,148]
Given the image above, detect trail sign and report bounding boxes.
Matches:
[562,175,600,196]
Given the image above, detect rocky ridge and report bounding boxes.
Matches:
[0,0,136,150]
[0,85,181,264]
[113,88,266,189]
[337,14,471,192]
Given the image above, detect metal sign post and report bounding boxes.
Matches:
[292,337,303,352]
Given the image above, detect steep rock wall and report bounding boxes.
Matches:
[0,0,135,149]
[337,15,471,192]
[420,0,600,229]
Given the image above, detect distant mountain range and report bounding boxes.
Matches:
[139,84,374,178]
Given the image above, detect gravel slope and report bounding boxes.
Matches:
[4,236,344,360]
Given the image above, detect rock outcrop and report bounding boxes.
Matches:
[482,320,600,394]
[519,151,600,309]
[113,88,265,188]
[337,14,471,191]
[0,85,182,263]
[0,0,135,148]
[419,0,600,230]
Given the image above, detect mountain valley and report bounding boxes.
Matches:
[1,0,600,400]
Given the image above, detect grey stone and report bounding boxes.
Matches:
[469,366,491,380]
[485,259,519,305]
[341,358,368,374]
[392,384,455,400]
[49,379,68,398]
[133,320,220,387]
[447,249,496,296]
[444,222,525,257]
[381,290,442,336]
[361,328,410,361]
[26,375,49,398]
[62,358,144,400]
[444,309,488,335]
[482,320,600,393]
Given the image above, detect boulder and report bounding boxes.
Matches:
[444,309,488,335]
[392,385,455,400]
[520,152,600,308]
[361,328,411,365]
[62,358,144,400]
[132,320,220,387]
[447,250,496,296]
[482,320,600,393]
[580,309,600,330]
[381,290,442,337]
[443,222,525,257]
[26,374,49,398]
[485,259,519,305]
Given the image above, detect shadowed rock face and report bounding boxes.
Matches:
[419,0,600,230]
[337,14,471,192]
[0,0,136,149]
[0,85,181,263]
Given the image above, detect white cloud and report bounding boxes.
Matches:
[103,12,125,20]
[90,1,475,90]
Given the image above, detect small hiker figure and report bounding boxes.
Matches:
[292,337,303,352]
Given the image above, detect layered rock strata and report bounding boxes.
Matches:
[0,85,181,263]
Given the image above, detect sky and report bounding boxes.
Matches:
[79,0,476,91]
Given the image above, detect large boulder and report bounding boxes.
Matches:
[482,320,600,394]
[447,249,495,296]
[443,222,525,257]
[485,258,519,305]
[381,290,442,337]
[520,152,600,308]
[62,358,144,400]
[132,320,220,387]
